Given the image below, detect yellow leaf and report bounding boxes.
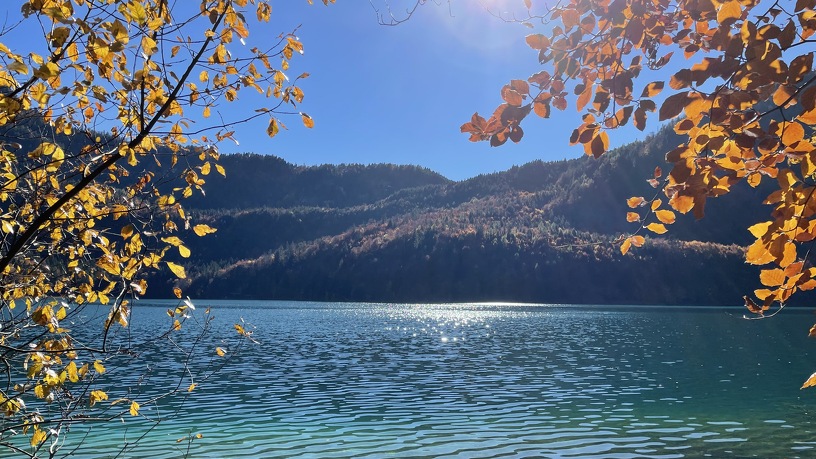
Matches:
[93,360,106,374]
[179,245,191,258]
[30,428,47,447]
[216,347,226,357]
[166,261,186,279]
[162,236,183,247]
[748,222,772,238]
[216,164,226,177]
[8,60,28,74]
[89,389,108,406]
[193,224,217,236]
[129,401,140,416]
[188,383,197,392]
[128,1,148,25]
[121,224,134,240]
[646,223,668,234]
[66,361,79,383]
[267,118,279,137]
[200,162,211,176]
[33,62,59,80]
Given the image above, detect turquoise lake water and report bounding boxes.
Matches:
[59,302,816,458]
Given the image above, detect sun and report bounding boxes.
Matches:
[428,1,533,54]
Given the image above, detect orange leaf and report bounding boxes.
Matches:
[744,295,762,314]
[670,195,694,214]
[626,212,640,222]
[501,86,524,106]
[659,92,689,121]
[633,107,646,131]
[746,239,775,265]
[631,235,645,247]
[779,121,805,146]
[785,261,804,277]
[802,371,816,389]
[646,223,668,234]
[589,131,609,158]
[509,79,530,96]
[576,85,592,112]
[525,34,550,50]
[640,81,664,98]
[760,269,786,287]
[534,98,550,118]
[780,240,797,268]
[620,238,632,255]
[561,9,580,30]
[754,289,774,301]
[717,0,742,23]
[655,209,676,224]
[627,196,645,208]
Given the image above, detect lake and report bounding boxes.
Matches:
[62,301,816,458]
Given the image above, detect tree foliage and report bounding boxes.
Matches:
[459,0,816,355]
[0,0,329,455]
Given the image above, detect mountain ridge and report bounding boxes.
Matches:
[148,125,782,306]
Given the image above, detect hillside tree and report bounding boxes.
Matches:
[0,0,331,456]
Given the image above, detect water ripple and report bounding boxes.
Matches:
[58,302,816,458]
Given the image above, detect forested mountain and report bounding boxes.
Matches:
[141,124,786,306]
[185,154,451,209]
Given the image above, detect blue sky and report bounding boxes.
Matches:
[218,1,652,181]
[0,1,657,181]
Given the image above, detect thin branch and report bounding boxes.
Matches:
[0,6,229,282]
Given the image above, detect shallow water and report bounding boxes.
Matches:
[61,302,816,458]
